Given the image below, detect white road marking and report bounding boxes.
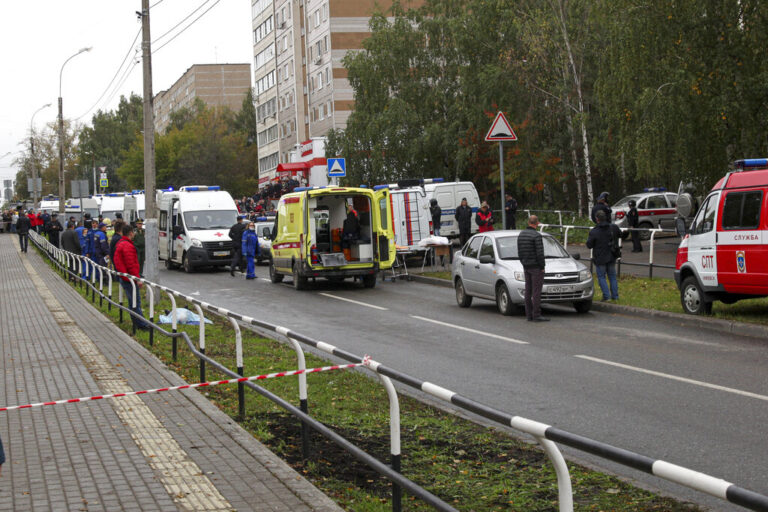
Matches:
[319,292,389,311]
[410,315,529,345]
[575,355,768,402]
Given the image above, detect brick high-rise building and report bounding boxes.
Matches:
[252,0,421,185]
[153,63,252,134]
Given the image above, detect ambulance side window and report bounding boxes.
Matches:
[159,211,167,230]
[379,198,388,230]
[722,191,763,230]
[694,195,717,235]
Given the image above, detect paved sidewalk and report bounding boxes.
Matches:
[0,233,342,512]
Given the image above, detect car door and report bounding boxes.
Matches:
[641,194,669,228]
[687,192,720,288]
[458,236,483,294]
[475,236,497,298]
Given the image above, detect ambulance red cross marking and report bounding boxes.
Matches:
[214,232,224,237]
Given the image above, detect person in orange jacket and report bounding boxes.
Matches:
[475,202,495,233]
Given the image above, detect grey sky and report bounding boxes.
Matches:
[0,0,252,183]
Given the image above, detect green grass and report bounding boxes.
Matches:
[39,250,704,511]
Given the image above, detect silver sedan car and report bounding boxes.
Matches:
[452,231,594,315]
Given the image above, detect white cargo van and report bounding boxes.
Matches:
[157,186,239,272]
[374,179,433,253]
[423,180,481,238]
[39,196,61,214]
[65,198,99,221]
[100,193,138,222]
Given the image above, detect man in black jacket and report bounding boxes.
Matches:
[228,216,246,276]
[591,191,612,224]
[454,198,473,247]
[47,213,63,248]
[504,193,518,230]
[16,211,31,253]
[518,215,548,322]
[627,199,642,252]
[586,210,627,301]
[429,198,442,236]
[61,222,81,280]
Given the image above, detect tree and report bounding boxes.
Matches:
[233,88,258,146]
[14,120,80,199]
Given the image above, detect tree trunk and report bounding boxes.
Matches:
[566,113,584,217]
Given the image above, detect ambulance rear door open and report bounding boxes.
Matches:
[373,188,396,269]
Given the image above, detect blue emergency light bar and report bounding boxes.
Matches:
[373,185,389,191]
[182,185,221,191]
[643,187,667,192]
[293,186,327,192]
[256,216,268,221]
[735,158,768,169]
[160,187,174,192]
[429,178,445,183]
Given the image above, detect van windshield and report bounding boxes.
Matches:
[183,210,236,230]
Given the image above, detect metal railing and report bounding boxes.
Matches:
[31,231,768,512]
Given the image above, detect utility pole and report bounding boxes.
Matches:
[141,0,159,282]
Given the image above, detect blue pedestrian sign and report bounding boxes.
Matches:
[327,158,346,177]
[100,178,109,188]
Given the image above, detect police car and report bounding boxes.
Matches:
[612,188,679,239]
[674,158,768,315]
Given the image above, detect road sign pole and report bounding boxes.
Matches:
[499,142,505,231]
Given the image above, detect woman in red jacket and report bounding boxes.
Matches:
[475,202,495,233]
[113,224,149,330]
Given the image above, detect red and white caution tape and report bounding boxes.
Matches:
[0,362,366,412]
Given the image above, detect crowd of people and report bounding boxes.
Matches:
[234,177,303,217]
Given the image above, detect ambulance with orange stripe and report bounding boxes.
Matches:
[674,158,768,314]
[268,186,396,290]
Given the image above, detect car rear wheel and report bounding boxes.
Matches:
[681,276,712,315]
[455,278,472,308]
[573,299,592,314]
[496,283,514,316]
[638,222,653,241]
[292,263,307,290]
[362,273,377,288]
[269,261,283,283]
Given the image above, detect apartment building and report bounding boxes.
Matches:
[252,0,421,184]
[153,63,252,134]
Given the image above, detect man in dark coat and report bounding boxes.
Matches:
[591,191,612,224]
[504,193,518,230]
[16,211,31,253]
[61,221,81,280]
[228,216,247,276]
[517,215,548,322]
[454,198,473,247]
[627,199,642,252]
[586,210,627,301]
[110,220,125,267]
[342,203,360,249]
[47,213,63,248]
[429,198,442,236]
[133,219,146,274]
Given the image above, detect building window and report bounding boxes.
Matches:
[314,10,320,28]
[259,152,279,172]
[258,125,278,146]
[254,44,275,71]
[322,2,328,20]
[283,35,288,51]
[317,72,323,90]
[325,67,330,85]
[327,100,332,115]
[252,0,271,19]
[255,70,276,95]
[284,63,289,81]
[254,16,273,44]
[256,97,277,122]
[323,35,329,53]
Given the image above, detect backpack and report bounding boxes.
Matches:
[610,226,622,259]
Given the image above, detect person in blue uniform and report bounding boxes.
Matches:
[241,221,260,280]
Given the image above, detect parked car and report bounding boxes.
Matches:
[612,188,678,239]
[452,231,594,315]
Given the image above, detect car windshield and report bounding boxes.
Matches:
[183,210,236,230]
[496,235,570,260]
[613,195,642,207]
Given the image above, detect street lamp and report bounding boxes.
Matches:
[58,46,92,213]
[30,103,52,207]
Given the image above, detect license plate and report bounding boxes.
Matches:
[213,251,229,257]
[548,285,574,293]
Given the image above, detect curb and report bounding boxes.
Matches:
[409,273,768,341]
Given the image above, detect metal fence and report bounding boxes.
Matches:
[30,231,768,512]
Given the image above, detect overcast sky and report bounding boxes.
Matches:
[0,0,253,183]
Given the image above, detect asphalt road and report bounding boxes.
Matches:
[155,263,768,511]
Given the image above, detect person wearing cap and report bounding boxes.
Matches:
[92,222,110,266]
[47,213,63,248]
[591,191,612,224]
[242,221,260,279]
[133,219,146,273]
[429,198,442,236]
[627,199,642,252]
[475,201,495,233]
[228,215,247,276]
[455,197,473,247]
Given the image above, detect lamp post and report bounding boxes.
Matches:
[58,46,92,213]
[30,103,51,208]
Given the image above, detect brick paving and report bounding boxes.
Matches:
[0,233,342,512]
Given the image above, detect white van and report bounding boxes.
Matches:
[424,180,481,238]
[158,186,239,272]
[132,192,146,219]
[65,198,99,221]
[39,196,61,214]
[100,193,138,222]
[374,179,433,252]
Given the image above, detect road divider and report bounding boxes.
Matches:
[410,315,529,345]
[575,355,768,402]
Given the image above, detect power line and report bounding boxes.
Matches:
[153,0,212,44]
[150,0,166,8]
[75,28,142,121]
[101,60,140,110]
[153,0,221,54]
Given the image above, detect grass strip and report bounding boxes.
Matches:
[43,253,703,511]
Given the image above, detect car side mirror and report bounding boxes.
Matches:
[570,252,581,260]
[479,254,494,264]
[675,217,687,237]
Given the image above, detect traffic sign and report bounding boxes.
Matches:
[327,158,346,177]
[485,112,517,141]
[100,178,109,188]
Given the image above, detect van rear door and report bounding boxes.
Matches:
[373,188,396,269]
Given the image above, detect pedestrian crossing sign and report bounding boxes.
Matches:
[327,158,346,177]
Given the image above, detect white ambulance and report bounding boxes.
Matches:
[423,180,481,238]
[674,158,768,314]
[99,193,138,223]
[157,186,239,272]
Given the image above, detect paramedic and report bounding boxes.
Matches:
[342,203,360,249]
[242,221,260,280]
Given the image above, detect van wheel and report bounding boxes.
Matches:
[182,254,194,273]
[269,262,283,283]
[495,283,514,315]
[574,299,592,314]
[455,278,472,308]
[639,222,653,241]
[362,273,377,288]
[681,276,712,315]
[292,263,307,290]
[165,258,177,270]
